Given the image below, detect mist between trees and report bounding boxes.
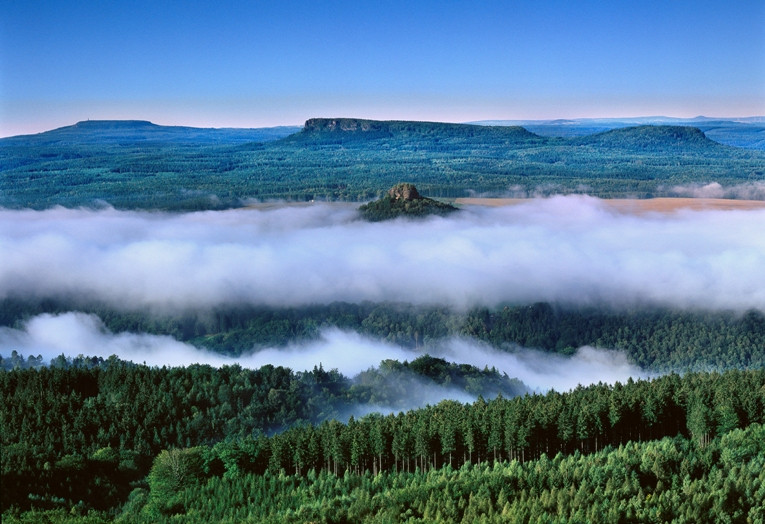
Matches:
[2,194,765,521]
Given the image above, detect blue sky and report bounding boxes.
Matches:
[1,0,763,136]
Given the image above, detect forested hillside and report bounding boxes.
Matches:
[0,120,300,146]
[2,363,763,522]
[474,117,765,150]
[2,118,763,209]
[358,183,458,221]
[3,299,764,371]
[2,117,765,523]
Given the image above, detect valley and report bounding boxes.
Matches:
[1,118,764,523]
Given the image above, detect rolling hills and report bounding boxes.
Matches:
[2,117,765,522]
[472,116,765,149]
[0,120,301,145]
[1,118,763,209]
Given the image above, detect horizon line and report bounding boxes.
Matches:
[3,114,765,139]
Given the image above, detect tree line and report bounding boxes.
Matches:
[3,298,765,370]
[2,359,763,520]
[0,354,522,513]
[3,122,763,209]
[124,424,765,523]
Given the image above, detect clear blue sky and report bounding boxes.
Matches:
[1,0,764,136]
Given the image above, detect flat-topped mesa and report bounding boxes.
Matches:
[293,118,548,147]
[388,183,421,201]
[304,118,377,132]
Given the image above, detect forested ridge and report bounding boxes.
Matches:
[3,117,765,522]
[2,118,763,209]
[125,425,765,523]
[2,363,764,522]
[3,302,765,521]
[0,120,301,146]
[358,183,458,221]
[3,299,764,370]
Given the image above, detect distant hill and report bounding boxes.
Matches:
[470,117,765,150]
[291,118,726,154]
[289,118,547,146]
[358,183,458,221]
[573,125,721,150]
[1,117,763,209]
[0,120,301,145]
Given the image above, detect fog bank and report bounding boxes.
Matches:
[2,197,765,311]
[0,313,646,392]
[667,181,765,200]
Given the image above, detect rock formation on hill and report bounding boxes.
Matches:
[359,183,458,222]
[387,183,421,201]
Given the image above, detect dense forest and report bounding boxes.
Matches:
[358,183,458,221]
[2,118,763,209]
[3,299,764,371]
[2,361,763,522]
[478,117,765,149]
[2,117,765,522]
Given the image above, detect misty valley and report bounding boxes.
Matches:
[2,120,765,522]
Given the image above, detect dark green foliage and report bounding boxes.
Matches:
[351,355,527,406]
[358,183,458,221]
[109,424,764,523]
[2,508,113,523]
[2,119,763,209]
[8,423,765,524]
[3,298,764,371]
[145,448,205,516]
[3,362,764,520]
[0,354,522,513]
[468,304,765,371]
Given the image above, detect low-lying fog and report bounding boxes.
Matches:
[0,312,645,393]
[2,196,765,312]
[2,195,763,397]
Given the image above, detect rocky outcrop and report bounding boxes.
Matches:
[303,118,377,133]
[359,184,457,222]
[387,183,421,201]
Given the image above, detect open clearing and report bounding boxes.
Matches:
[454,197,765,213]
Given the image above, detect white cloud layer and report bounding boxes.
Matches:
[0,313,645,392]
[436,338,646,392]
[2,197,765,311]
[667,182,765,200]
[0,312,412,374]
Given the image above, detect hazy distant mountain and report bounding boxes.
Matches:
[2,117,762,209]
[1,120,302,145]
[573,125,720,150]
[469,117,765,149]
[470,116,765,126]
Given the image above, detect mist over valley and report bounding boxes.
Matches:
[3,197,765,313]
[3,196,765,393]
[5,0,765,518]
[2,113,765,524]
